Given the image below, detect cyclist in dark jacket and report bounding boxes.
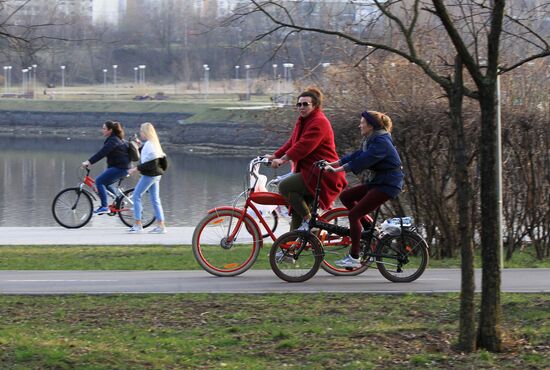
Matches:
[82,120,131,214]
[323,110,404,268]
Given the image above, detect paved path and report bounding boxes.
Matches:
[1,269,548,294]
[2,228,548,294]
[1,227,194,245]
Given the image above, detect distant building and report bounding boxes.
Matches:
[93,0,126,26]
[5,0,93,24]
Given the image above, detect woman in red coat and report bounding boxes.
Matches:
[267,87,347,230]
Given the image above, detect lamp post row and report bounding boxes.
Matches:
[1,62,314,99]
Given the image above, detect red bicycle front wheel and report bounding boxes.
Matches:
[192,208,262,276]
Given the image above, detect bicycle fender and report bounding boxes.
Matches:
[206,206,264,248]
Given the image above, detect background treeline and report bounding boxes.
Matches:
[1,1,355,86]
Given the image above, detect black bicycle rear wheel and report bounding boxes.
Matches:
[117,188,156,228]
[52,187,93,228]
[269,231,323,283]
[375,230,429,283]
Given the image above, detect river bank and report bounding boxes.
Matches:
[0,100,287,156]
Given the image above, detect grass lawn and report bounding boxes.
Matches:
[0,293,548,369]
[0,98,269,124]
[0,245,548,270]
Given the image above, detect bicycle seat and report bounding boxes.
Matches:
[249,191,289,206]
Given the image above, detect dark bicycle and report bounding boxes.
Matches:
[269,161,429,283]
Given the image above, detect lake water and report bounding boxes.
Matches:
[0,136,286,227]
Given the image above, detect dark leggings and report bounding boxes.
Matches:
[278,173,313,230]
[339,185,390,258]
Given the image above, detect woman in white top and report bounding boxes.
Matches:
[128,122,167,233]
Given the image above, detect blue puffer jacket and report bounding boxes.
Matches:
[340,130,404,198]
[88,134,131,169]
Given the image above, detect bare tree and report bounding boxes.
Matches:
[229,0,550,352]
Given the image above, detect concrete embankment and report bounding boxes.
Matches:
[0,109,285,156]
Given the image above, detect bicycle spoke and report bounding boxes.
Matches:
[52,188,93,228]
[192,209,261,276]
[270,232,323,282]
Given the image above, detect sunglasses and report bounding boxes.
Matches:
[296,102,311,108]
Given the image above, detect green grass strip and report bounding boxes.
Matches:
[0,293,547,369]
[0,245,548,270]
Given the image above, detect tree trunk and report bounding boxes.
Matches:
[449,56,476,352]
[476,88,503,352]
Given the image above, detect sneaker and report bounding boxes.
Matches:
[335,254,362,269]
[275,250,295,263]
[128,224,143,233]
[296,220,310,232]
[94,206,109,214]
[148,226,167,234]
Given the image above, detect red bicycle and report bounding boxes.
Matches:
[52,167,156,229]
[192,156,371,276]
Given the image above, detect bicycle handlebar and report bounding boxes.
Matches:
[250,156,271,166]
[314,160,329,172]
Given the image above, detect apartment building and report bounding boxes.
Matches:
[5,0,93,24]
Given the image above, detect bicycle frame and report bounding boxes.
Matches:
[79,168,131,213]
[296,163,417,267]
[209,157,345,247]
[208,157,289,248]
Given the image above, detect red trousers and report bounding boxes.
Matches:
[339,184,390,257]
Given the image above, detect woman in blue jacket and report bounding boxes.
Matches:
[82,120,131,214]
[324,110,404,268]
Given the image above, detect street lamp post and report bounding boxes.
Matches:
[60,65,66,98]
[113,65,118,86]
[203,64,209,100]
[7,66,12,93]
[32,64,37,98]
[272,64,278,102]
[320,62,330,91]
[139,65,146,85]
[287,63,293,85]
[3,66,7,94]
[134,67,138,85]
[245,64,250,100]
[27,67,32,93]
[22,68,28,94]
[103,69,107,89]
[496,70,503,270]
[282,63,294,105]
[234,65,239,80]
[365,45,373,106]
[112,64,118,98]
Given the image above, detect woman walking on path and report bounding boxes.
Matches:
[266,87,347,231]
[82,120,131,214]
[128,122,168,234]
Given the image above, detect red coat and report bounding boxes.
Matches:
[274,109,347,210]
